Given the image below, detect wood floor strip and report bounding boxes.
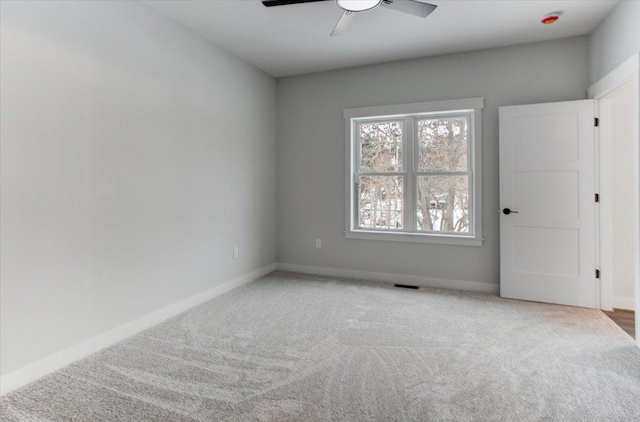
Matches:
[603,309,635,339]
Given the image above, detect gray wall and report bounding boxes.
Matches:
[0,0,277,375]
[276,37,589,287]
[589,0,640,84]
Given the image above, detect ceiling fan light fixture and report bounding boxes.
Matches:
[337,0,381,12]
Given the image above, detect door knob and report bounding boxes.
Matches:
[502,208,519,215]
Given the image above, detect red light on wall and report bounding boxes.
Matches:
[541,12,560,25]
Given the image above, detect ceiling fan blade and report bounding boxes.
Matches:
[330,11,354,36]
[262,0,328,7]
[380,0,437,18]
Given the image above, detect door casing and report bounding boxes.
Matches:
[588,52,640,346]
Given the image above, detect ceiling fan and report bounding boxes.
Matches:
[261,0,438,36]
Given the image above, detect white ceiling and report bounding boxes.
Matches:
[143,0,618,77]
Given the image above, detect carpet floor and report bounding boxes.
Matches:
[1,271,639,421]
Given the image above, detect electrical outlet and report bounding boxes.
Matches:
[233,247,239,259]
[315,239,321,248]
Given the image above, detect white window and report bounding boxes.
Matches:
[344,98,484,246]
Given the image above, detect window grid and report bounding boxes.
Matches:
[413,113,473,236]
[353,112,474,236]
[356,119,407,230]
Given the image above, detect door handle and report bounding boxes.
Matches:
[502,208,519,215]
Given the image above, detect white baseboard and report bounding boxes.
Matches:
[277,263,499,294]
[612,295,636,311]
[0,263,277,396]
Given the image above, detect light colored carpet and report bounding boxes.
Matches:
[1,271,639,421]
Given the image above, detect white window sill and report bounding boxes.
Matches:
[345,230,483,246]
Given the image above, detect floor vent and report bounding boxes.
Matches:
[394,283,419,289]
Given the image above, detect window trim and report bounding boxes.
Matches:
[344,98,484,246]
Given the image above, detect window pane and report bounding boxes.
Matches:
[417,116,468,172]
[416,176,469,233]
[358,176,403,229]
[359,121,403,172]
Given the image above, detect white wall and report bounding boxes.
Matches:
[276,37,589,288]
[589,0,640,84]
[0,0,277,376]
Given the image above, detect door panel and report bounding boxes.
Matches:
[512,227,580,275]
[514,113,580,163]
[500,100,596,308]
[513,171,579,218]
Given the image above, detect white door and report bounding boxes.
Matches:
[499,100,597,308]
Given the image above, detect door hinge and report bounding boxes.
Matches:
[594,117,599,127]
[595,193,600,203]
[595,269,600,279]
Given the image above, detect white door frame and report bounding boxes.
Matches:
[588,52,640,346]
